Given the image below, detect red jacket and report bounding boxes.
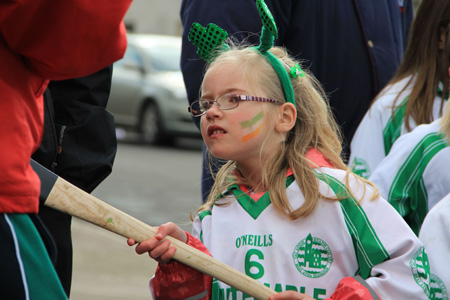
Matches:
[0,0,131,213]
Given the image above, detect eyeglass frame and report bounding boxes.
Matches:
[188,93,280,117]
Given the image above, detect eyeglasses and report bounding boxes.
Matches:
[188,93,279,117]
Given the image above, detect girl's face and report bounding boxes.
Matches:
[200,62,280,165]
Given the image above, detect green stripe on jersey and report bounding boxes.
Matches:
[8,214,67,300]
[198,210,211,243]
[383,83,448,156]
[315,173,389,279]
[383,96,408,155]
[388,132,447,235]
[199,210,211,221]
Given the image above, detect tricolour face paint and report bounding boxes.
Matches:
[239,111,264,143]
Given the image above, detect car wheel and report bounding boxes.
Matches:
[139,102,165,144]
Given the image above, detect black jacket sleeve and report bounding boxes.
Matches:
[32,65,117,193]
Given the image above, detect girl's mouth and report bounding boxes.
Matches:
[208,125,227,137]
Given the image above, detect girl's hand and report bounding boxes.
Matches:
[269,291,315,300]
[127,222,187,264]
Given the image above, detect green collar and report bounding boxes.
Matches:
[224,175,296,219]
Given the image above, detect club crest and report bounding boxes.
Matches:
[410,247,448,299]
[350,157,371,178]
[292,233,333,278]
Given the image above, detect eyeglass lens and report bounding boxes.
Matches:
[190,94,239,116]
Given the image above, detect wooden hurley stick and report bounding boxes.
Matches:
[31,159,276,300]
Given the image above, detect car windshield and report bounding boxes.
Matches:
[144,46,181,72]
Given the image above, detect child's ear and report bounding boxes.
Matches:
[275,103,297,133]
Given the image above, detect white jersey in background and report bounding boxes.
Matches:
[419,193,450,296]
[192,168,441,300]
[369,119,450,235]
[349,75,447,178]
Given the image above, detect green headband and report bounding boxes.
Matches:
[187,0,304,106]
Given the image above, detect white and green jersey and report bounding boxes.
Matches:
[349,75,447,179]
[419,193,450,295]
[369,119,450,235]
[192,168,437,300]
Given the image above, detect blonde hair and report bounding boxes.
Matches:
[440,100,450,139]
[198,45,376,219]
[377,0,450,131]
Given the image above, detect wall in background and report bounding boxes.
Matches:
[124,0,182,36]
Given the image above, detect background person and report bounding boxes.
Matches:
[180,0,414,201]
[32,65,118,297]
[350,0,450,178]
[0,0,131,298]
[369,94,450,235]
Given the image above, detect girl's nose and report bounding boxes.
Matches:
[205,101,222,119]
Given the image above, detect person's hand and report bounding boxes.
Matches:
[269,291,315,300]
[127,222,187,264]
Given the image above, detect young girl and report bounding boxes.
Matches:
[128,46,434,300]
[349,0,450,179]
[128,1,434,299]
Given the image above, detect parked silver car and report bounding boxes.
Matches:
[107,34,200,144]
